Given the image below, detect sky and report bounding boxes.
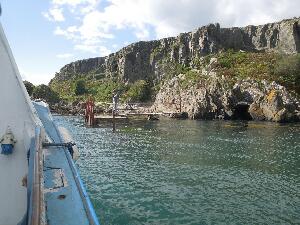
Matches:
[0,0,299,85]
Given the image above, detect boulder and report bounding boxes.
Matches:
[249,90,300,122]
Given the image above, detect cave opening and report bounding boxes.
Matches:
[232,103,252,120]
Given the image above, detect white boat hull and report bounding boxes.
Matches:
[0,23,39,225]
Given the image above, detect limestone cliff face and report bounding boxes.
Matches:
[52,17,300,83]
[152,74,300,122]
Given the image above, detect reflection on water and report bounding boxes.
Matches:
[54,116,300,225]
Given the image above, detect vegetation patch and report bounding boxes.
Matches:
[179,70,207,89]
[74,79,87,95]
[32,84,60,104]
[272,54,300,94]
[124,80,152,102]
[45,50,299,105]
[212,51,299,95]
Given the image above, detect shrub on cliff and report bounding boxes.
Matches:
[218,50,247,69]
[125,80,151,102]
[92,80,125,102]
[74,79,87,95]
[273,54,300,94]
[23,80,35,96]
[32,84,60,104]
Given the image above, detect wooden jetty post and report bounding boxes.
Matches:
[112,91,119,133]
[112,109,116,133]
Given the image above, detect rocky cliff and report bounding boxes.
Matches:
[52,17,300,84]
[152,72,300,122]
[50,17,300,122]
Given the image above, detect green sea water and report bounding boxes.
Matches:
[53,116,300,225]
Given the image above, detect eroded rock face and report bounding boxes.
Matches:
[152,77,300,122]
[51,18,300,84]
[249,89,299,122]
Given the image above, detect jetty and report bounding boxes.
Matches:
[94,115,129,123]
[87,112,162,126]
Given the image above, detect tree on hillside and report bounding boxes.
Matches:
[125,80,151,102]
[23,80,35,96]
[32,84,60,104]
[74,79,87,95]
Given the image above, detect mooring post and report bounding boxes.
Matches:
[112,109,116,133]
[112,91,120,133]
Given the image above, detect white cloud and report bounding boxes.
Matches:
[45,0,300,54]
[98,0,300,38]
[51,0,99,10]
[135,27,150,40]
[74,44,111,55]
[43,7,65,22]
[79,10,115,40]
[94,0,299,38]
[20,69,52,85]
[54,26,69,37]
[47,0,100,17]
[47,0,114,54]
[56,53,74,58]
[54,26,80,40]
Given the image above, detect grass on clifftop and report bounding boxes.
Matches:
[177,51,300,95]
[217,51,300,94]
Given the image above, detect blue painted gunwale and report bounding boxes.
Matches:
[32,102,100,225]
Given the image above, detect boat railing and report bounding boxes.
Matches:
[27,126,45,225]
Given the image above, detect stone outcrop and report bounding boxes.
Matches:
[152,75,300,122]
[249,89,300,122]
[51,17,300,84]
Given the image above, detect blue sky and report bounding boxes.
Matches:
[1,0,299,85]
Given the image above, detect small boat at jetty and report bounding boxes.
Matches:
[0,13,99,225]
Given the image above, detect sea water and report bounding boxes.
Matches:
[54,116,300,225]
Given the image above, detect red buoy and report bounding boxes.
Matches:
[85,97,95,126]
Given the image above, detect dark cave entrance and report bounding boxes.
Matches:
[232,102,252,120]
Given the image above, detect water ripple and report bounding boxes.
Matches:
[54,116,300,225]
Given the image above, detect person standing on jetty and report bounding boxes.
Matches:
[112,90,120,115]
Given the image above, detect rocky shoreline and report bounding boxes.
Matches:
[50,76,300,123]
[153,77,300,123]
